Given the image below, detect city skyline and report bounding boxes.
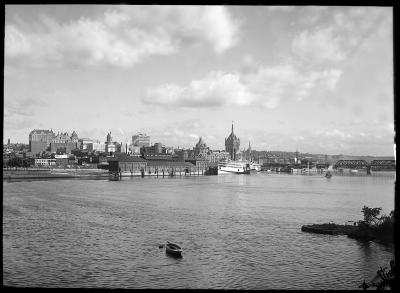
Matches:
[4,5,395,156]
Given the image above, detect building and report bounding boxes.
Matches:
[29,129,55,144]
[143,154,174,160]
[208,150,230,163]
[132,133,150,148]
[175,149,189,161]
[193,137,209,158]
[87,141,106,153]
[225,122,240,160]
[53,132,71,143]
[243,142,253,161]
[186,158,210,170]
[79,138,93,150]
[33,158,56,167]
[131,145,141,154]
[29,129,55,153]
[146,160,196,175]
[105,132,117,154]
[28,130,80,154]
[141,142,163,155]
[50,142,78,154]
[29,141,49,155]
[71,131,78,142]
[108,154,148,173]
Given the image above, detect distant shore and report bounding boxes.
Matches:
[3,168,395,181]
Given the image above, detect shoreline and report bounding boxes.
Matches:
[301,223,393,244]
[3,168,109,180]
[3,168,395,181]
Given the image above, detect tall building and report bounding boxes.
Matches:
[105,132,116,154]
[243,141,252,161]
[132,133,150,148]
[141,142,163,155]
[50,131,79,154]
[29,129,55,144]
[87,141,106,152]
[53,132,71,143]
[225,122,240,160]
[29,129,55,153]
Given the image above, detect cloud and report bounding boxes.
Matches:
[143,65,341,109]
[4,97,48,118]
[292,27,345,63]
[143,71,255,108]
[267,6,295,12]
[5,6,240,67]
[291,7,391,65]
[4,25,31,57]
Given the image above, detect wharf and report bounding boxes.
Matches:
[3,168,109,180]
[110,167,217,179]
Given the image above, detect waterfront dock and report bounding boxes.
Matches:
[3,168,109,180]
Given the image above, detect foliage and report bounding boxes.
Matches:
[6,157,31,167]
[361,206,382,226]
[356,206,394,242]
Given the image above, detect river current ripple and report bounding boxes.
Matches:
[3,173,395,289]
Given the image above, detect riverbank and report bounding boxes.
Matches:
[3,168,109,180]
[301,223,393,243]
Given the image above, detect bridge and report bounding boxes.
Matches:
[333,160,395,172]
[334,160,368,169]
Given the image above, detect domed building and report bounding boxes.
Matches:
[193,136,209,158]
[225,122,240,160]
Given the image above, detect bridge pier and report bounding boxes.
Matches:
[366,165,371,175]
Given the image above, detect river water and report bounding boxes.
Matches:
[3,172,395,289]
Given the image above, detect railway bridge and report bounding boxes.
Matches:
[333,160,395,173]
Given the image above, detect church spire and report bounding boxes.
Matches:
[231,121,234,133]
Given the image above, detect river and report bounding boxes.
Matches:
[3,172,395,289]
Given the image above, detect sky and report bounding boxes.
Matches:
[4,5,395,156]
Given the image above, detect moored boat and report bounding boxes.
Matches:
[249,162,262,172]
[218,160,251,174]
[166,241,183,257]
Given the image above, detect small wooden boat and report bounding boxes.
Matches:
[325,171,332,178]
[166,241,183,257]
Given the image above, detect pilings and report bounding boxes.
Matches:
[112,167,213,179]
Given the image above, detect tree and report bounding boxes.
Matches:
[361,206,382,226]
[6,157,31,168]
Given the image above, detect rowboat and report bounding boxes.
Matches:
[166,241,183,257]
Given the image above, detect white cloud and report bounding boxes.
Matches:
[104,9,129,27]
[5,6,240,67]
[144,71,255,108]
[292,135,304,141]
[267,6,295,12]
[4,97,48,118]
[5,25,31,57]
[143,65,341,109]
[292,7,391,65]
[292,28,345,63]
